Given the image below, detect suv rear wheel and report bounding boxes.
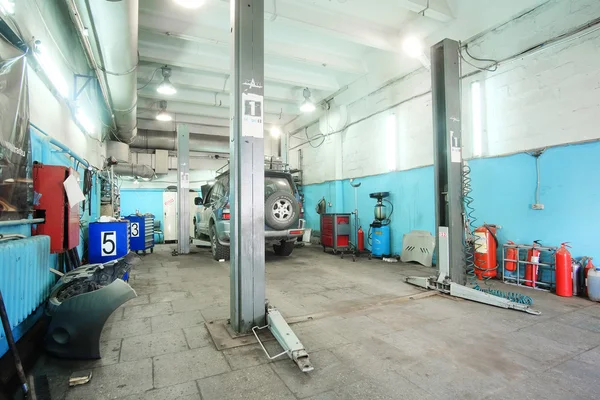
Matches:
[273,240,295,256]
[210,224,229,261]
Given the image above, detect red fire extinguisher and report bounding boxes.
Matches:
[474,224,498,280]
[357,227,365,252]
[555,242,573,297]
[505,241,518,272]
[524,240,541,287]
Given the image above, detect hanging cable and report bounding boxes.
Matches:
[459,42,499,72]
[137,67,161,91]
[305,127,325,149]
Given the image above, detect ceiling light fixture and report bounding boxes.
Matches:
[402,36,431,70]
[156,100,173,122]
[299,88,316,113]
[270,126,282,138]
[173,0,205,9]
[157,66,176,95]
[0,0,15,15]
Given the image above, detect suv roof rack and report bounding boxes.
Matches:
[215,157,292,176]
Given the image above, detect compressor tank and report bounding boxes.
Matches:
[371,225,391,257]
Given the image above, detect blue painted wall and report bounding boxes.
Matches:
[469,141,600,260]
[303,141,599,259]
[303,167,435,255]
[121,189,166,230]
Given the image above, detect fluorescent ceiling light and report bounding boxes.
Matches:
[157,66,176,95]
[270,126,282,138]
[33,41,69,99]
[173,0,205,9]
[402,36,424,59]
[299,88,315,113]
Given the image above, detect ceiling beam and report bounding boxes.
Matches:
[138,42,341,91]
[397,0,453,22]
[210,0,402,53]
[138,86,299,115]
[137,64,312,104]
[137,119,230,136]
[138,112,230,128]
[137,26,366,76]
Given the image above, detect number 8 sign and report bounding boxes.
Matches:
[131,222,140,238]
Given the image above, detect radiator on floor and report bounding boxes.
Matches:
[0,235,54,341]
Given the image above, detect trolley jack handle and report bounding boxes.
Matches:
[252,306,314,373]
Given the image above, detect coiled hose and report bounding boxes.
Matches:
[462,162,534,305]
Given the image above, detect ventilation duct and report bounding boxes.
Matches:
[130,130,229,153]
[106,141,130,163]
[112,163,154,179]
[72,0,139,141]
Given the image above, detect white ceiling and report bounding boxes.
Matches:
[136,0,547,134]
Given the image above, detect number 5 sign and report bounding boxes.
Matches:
[101,231,117,256]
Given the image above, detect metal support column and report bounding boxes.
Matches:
[177,123,190,255]
[230,0,266,334]
[431,39,465,285]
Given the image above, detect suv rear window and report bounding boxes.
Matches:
[265,176,293,196]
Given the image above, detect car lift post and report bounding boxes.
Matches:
[405,39,540,315]
[177,123,190,255]
[230,0,313,370]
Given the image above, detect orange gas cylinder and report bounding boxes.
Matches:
[505,241,518,272]
[555,243,573,297]
[524,241,541,287]
[357,227,365,252]
[474,225,498,280]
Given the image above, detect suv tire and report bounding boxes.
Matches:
[273,240,295,256]
[265,191,299,230]
[210,224,229,261]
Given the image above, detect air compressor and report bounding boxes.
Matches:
[369,192,392,258]
[473,224,499,280]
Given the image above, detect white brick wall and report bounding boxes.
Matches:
[295,0,600,185]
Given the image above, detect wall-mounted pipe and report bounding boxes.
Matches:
[71,0,139,141]
[112,163,155,179]
[0,219,44,227]
[30,123,89,168]
[130,129,229,153]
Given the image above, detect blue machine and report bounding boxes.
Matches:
[126,214,155,254]
[369,192,392,258]
[89,221,130,264]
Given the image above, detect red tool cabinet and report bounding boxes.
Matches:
[33,164,80,253]
[320,213,351,253]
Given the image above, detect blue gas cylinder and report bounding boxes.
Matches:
[371,224,391,257]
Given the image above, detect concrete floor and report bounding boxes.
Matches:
[37,244,600,400]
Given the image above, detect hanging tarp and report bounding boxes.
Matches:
[0,29,30,220]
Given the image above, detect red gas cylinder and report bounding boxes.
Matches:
[584,258,595,296]
[555,243,573,297]
[524,240,541,287]
[474,225,498,280]
[357,227,365,252]
[505,241,518,272]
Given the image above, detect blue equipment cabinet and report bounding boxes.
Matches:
[89,221,130,264]
[126,214,155,254]
[371,224,391,258]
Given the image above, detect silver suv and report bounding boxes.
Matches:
[194,170,305,260]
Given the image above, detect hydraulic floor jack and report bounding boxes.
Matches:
[406,227,541,315]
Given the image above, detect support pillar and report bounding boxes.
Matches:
[431,39,465,284]
[177,123,190,255]
[229,0,266,333]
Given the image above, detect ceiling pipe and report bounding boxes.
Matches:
[130,129,230,153]
[112,163,154,179]
[72,0,139,142]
